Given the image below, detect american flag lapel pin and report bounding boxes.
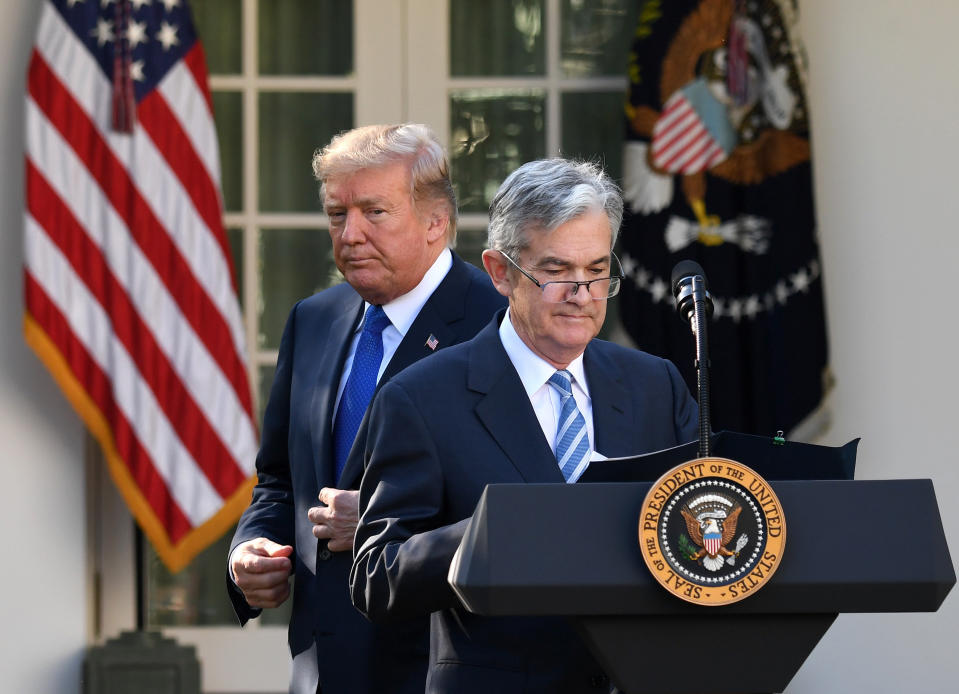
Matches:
[425,334,439,351]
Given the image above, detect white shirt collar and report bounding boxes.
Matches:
[498,307,589,397]
[359,248,452,336]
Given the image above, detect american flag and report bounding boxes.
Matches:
[650,79,734,175]
[24,0,257,572]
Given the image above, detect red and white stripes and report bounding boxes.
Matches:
[25,2,256,571]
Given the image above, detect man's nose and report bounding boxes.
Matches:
[341,209,366,243]
[567,282,592,305]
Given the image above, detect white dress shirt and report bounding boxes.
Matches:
[498,308,596,482]
[332,247,453,421]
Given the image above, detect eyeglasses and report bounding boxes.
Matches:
[498,250,624,303]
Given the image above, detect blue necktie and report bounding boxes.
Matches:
[547,370,591,482]
[332,305,391,482]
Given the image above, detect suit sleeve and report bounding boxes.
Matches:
[666,358,699,443]
[226,301,300,623]
[350,380,467,623]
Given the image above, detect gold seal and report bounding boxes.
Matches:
[638,457,786,606]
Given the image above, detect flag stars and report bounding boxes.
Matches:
[744,295,762,319]
[156,21,180,51]
[160,0,182,11]
[649,277,669,303]
[91,17,114,46]
[620,254,637,279]
[130,59,146,82]
[775,280,790,305]
[727,299,744,323]
[126,20,149,49]
[790,268,811,293]
[634,266,651,289]
[101,0,116,7]
[131,0,153,9]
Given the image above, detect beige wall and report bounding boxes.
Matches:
[793,0,959,690]
[0,1,955,692]
[0,2,87,692]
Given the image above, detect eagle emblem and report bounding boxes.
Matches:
[680,493,747,571]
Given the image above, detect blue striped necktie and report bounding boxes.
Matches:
[547,370,590,482]
[332,305,391,482]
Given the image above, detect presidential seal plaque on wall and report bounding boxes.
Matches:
[639,458,786,606]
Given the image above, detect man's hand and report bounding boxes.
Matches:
[308,487,359,552]
[230,538,293,608]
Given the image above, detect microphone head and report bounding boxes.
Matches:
[670,260,713,324]
[671,260,708,295]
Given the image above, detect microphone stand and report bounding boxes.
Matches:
[691,275,712,458]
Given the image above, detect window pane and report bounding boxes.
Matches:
[191,0,242,74]
[561,91,625,183]
[454,228,490,272]
[226,227,243,309]
[258,0,353,75]
[145,531,236,626]
[450,90,547,213]
[257,228,341,349]
[450,0,545,76]
[258,92,353,213]
[256,364,276,431]
[212,91,243,212]
[561,0,639,77]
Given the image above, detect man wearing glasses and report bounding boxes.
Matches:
[349,158,698,693]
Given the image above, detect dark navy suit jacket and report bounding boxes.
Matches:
[351,312,698,694]
[228,254,505,694]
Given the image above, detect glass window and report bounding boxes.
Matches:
[258,92,353,213]
[258,0,353,75]
[450,89,546,213]
[560,0,639,77]
[212,91,243,212]
[561,90,626,183]
[257,227,339,349]
[450,0,545,76]
[226,227,243,309]
[192,0,242,75]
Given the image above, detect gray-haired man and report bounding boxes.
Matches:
[350,158,698,693]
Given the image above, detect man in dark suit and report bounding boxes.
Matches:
[350,158,698,693]
[227,124,505,694]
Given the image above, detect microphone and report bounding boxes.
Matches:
[670,260,713,457]
[671,260,713,326]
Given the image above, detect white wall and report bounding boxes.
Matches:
[0,1,956,692]
[790,0,959,691]
[0,2,88,693]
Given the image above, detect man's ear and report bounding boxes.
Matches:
[482,249,512,298]
[423,202,450,245]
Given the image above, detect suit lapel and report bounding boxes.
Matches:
[380,298,454,384]
[338,256,471,488]
[311,295,364,489]
[379,253,471,384]
[584,342,633,459]
[470,320,564,483]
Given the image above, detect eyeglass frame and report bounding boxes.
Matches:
[497,249,625,303]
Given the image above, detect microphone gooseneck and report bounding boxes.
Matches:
[671,261,712,457]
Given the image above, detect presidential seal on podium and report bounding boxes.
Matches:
[639,458,786,606]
